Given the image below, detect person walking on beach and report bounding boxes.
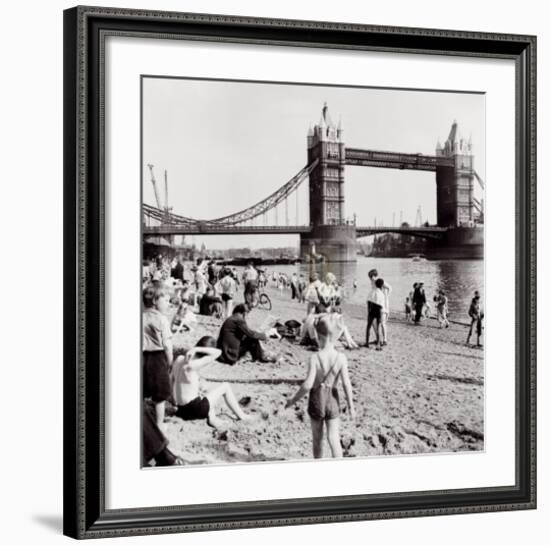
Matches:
[172,336,254,431]
[297,274,307,303]
[242,262,259,307]
[290,272,299,300]
[435,290,450,328]
[285,314,356,459]
[217,304,277,364]
[305,273,323,316]
[413,282,427,324]
[142,285,173,430]
[409,283,417,315]
[366,269,392,345]
[219,268,237,318]
[171,256,184,283]
[194,266,208,300]
[466,291,484,346]
[366,277,385,350]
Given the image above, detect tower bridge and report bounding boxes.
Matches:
[143,104,484,261]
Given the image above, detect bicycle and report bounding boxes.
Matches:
[245,289,272,311]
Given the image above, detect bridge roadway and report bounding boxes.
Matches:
[144,224,447,239]
[345,148,454,171]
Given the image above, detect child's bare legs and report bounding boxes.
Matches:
[373,319,382,349]
[326,418,343,458]
[466,319,475,343]
[310,419,324,458]
[380,313,388,344]
[206,383,252,428]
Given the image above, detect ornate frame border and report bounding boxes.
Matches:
[63,5,536,539]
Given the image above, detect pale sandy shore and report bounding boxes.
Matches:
[162,285,484,465]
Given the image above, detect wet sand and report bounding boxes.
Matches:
[163,286,484,465]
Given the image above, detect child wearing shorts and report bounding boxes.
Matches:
[285,314,355,458]
[143,285,173,429]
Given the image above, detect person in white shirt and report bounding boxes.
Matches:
[366,277,386,350]
[304,273,323,316]
[366,269,392,346]
[380,280,392,345]
[219,268,237,318]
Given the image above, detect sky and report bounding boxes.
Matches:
[142,77,485,249]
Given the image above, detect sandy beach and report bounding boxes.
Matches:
[162,284,484,465]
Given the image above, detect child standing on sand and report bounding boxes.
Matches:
[172,336,254,430]
[435,290,450,328]
[285,314,355,458]
[466,292,484,346]
[143,285,174,429]
[405,296,412,321]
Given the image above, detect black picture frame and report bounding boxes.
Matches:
[63,5,537,539]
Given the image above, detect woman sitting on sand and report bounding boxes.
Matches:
[300,311,359,350]
[172,336,254,431]
[285,314,356,458]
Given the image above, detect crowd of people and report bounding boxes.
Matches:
[142,254,484,466]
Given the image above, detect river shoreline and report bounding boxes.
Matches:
[160,283,484,466]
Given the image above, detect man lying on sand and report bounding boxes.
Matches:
[172,336,254,431]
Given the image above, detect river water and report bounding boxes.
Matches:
[260,257,483,321]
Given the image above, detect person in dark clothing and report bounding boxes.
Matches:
[171,257,184,282]
[217,304,276,364]
[199,287,223,318]
[413,282,427,324]
[207,261,218,286]
[466,291,484,346]
[142,400,183,467]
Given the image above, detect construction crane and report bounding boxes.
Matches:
[147,164,162,209]
[163,169,172,220]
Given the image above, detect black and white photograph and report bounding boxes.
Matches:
[141,77,486,467]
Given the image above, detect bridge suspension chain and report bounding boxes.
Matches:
[473,170,485,190]
[143,159,318,228]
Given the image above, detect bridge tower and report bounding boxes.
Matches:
[435,121,475,227]
[301,103,357,262]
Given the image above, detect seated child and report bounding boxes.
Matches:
[171,301,197,334]
[172,336,254,430]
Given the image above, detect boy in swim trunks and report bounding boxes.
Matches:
[285,314,356,458]
[172,336,254,430]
